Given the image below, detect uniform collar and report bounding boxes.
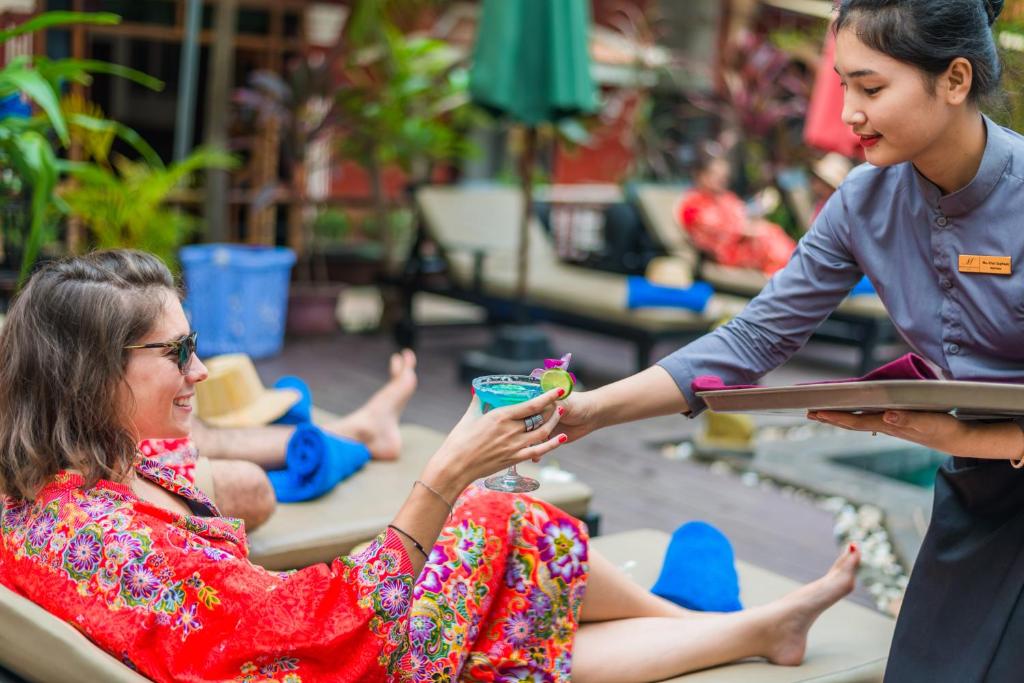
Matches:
[912,115,1011,217]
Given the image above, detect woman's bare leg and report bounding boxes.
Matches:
[208,459,276,530]
[572,546,860,683]
[579,548,691,621]
[321,349,417,461]
[191,350,418,467]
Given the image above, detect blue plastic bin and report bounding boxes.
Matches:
[180,244,296,359]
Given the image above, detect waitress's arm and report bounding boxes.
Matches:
[659,203,864,416]
[559,198,864,441]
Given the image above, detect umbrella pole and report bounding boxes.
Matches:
[516,126,538,323]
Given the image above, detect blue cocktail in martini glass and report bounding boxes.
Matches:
[472,374,543,492]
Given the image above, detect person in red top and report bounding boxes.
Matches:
[0,250,858,682]
[676,151,797,275]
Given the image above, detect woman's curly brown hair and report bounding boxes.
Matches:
[0,250,179,501]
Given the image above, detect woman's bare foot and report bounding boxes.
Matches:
[325,349,417,460]
[756,544,860,666]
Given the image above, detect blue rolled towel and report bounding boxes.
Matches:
[650,521,743,612]
[267,423,371,502]
[627,277,714,313]
[850,275,876,297]
[273,376,312,425]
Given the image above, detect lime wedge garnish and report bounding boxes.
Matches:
[540,368,574,398]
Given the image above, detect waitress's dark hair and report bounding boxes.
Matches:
[835,0,1004,103]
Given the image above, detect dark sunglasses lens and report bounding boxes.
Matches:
[179,333,196,373]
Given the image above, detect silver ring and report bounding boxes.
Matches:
[524,414,544,432]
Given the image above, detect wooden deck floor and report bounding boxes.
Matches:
[256,320,896,607]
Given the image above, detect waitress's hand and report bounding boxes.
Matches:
[547,390,597,447]
[808,409,970,454]
[420,390,567,501]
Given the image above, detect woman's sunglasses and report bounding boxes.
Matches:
[124,331,198,375]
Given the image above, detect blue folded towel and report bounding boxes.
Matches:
[266,423,371,502]
[651,521,743,612]
[273,376,312,425]
[850,275,876,297]
[627,277,714,313]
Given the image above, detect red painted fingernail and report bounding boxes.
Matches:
[557,406,565,416]
[556,388,566,397]
[849,543,857,553]
[470,387,476,397]
[558,434,568,443]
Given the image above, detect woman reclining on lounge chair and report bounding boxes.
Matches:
[677,146,796,275]
[0,249,859,682]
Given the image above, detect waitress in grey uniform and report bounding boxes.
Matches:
[560,0,1024,680]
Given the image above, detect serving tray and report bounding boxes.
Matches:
[697,380,1024,420]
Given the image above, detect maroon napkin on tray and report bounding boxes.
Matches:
[692,353,939,394]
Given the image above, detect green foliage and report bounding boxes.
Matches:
[0,10,165,283]
[990,21,1024,133]
[311,208,351,242]
[333,27,479,175]
[59,148,237,268]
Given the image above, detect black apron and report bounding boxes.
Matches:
[885,457,1024,682]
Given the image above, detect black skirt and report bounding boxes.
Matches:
[885,457,1024,682]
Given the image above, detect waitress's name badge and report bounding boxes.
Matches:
[958,254,1012,275]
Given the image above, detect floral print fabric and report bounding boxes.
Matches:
[0,461,589,682]
[407,486,589,682]
[138,437,198,484]
[0,461,413,682]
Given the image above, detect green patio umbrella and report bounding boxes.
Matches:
[470,0,598,309]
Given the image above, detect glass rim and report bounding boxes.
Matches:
[471,374,541,388]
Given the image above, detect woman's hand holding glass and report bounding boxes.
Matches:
[419,388,567,502]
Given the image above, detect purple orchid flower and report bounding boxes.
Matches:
[529,353,577,384]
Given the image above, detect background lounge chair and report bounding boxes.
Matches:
[632,184,898,375]
[395,185,748,373]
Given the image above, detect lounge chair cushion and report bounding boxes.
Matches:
[592,529,893,683]
[247,422,593,570]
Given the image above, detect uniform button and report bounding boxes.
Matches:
[948,343,960,354]
[936,215,949,227]
[941,279,953,289]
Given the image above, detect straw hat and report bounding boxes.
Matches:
[195,354,301,428]
[810,152,854,190]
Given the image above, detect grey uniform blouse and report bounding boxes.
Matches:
[660,115,1024,416]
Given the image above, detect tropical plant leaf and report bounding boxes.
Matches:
[59,147,238,268]
[36,57,164,93]
[9,130,59,283]
[0,11,120,44]
[0,63,69,144]
[67,112,164,169]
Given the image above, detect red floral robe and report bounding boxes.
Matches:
[677,188,796,274]
[138,438,197,483]
[0,458,589,682]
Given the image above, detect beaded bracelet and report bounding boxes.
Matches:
[387,524,429,559]
[414,480,455,518]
